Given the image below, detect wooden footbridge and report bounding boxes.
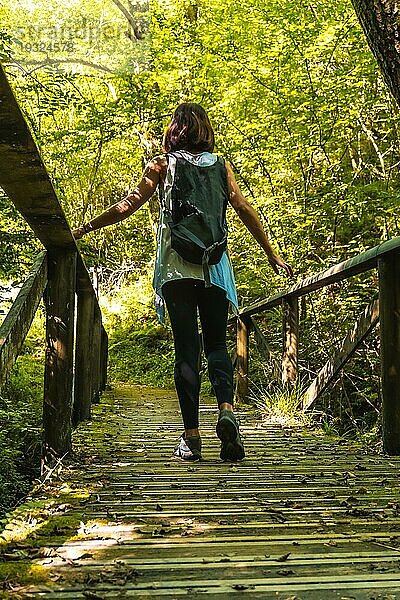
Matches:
[3,386,400,599]
[3,65,400,597]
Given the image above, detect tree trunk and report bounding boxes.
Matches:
[351,0,400,106]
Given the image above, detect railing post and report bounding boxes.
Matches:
[100,326,108,392]
[91,306,102,403]
[42,249,77,467]
[379,254,400,455]
[282,296,299,384]
[73,290,95,425]
[236,316,250,403]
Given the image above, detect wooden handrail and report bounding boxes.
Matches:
[303,299,379,410]
[238,236,400,318]
[0,66,74,248]
[233,239,400,455]
[0,251,47,386]
[0,63,108,469]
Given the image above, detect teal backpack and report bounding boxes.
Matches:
[164,152,229,285]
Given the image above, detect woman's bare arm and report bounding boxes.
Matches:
[73,156,165,239]
[226,162,293,277]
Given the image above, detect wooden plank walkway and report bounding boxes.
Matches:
[2,385,400,598]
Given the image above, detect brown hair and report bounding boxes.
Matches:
[163,103,215,153]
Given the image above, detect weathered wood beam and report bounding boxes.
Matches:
[303,299,379,411]
[0,251,47,387]
[0,67,99,302]
[0,64,75,248]
[73,291,95,426]
[91,306,102,404]
[236,317,250,403]
[282,297,299,384]
[237,236,400,319]
[42,249,77,466]
[100,326,109,393]
[76,254,100,297]
[0,67,100,298]
[379,255,400,455]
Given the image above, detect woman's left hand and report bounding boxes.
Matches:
[268,254,294,278]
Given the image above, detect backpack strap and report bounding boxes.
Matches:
[202,242,219,288]
[161,152,178,215]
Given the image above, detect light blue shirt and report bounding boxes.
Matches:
[152,150,239,323]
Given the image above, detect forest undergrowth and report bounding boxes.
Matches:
[0,310,44,524]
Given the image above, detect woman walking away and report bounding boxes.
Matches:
[73,102,293,462]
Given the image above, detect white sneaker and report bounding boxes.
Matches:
[173,434,202,461]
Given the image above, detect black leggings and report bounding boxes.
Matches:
[163,278,234,429]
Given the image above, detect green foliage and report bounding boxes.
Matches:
[0,195,40,279]
[101,275,175,386]
[251,382,311,426]
[108,325,174,386]
[0,310,45,518]
[0,357,43,518]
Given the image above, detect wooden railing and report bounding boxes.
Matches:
[0,65,108,469]
[234,236,400,455]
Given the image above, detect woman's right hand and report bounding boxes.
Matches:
[268,253,294,278]
[72,226,86,240]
